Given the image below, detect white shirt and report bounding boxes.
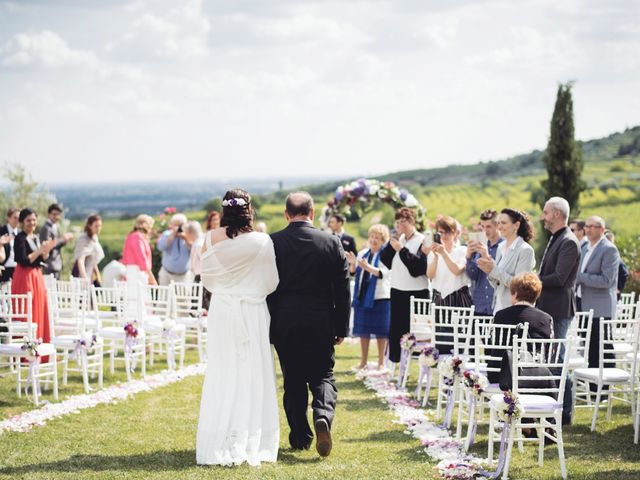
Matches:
[577,236,604,298]
[4,224,19,268]
[427,245,469,299]
[389,232,430,291]
[102,260,127,288]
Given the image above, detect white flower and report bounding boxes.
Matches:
[404,194,418,207]
[369,184,379,195]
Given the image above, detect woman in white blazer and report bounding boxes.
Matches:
[476,208,536,313]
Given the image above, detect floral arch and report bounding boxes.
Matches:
[320,178,427,231]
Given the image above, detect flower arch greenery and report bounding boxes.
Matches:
[321,178,426,231]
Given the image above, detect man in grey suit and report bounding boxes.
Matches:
[39,204,74,279]
[537,197,581,356]
[576,215,620,367]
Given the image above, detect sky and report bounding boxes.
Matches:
[0,0,638,184]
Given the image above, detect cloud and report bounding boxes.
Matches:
[0,30,96,68]
[107,0,210,60]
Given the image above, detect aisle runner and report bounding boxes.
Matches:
[357,368,488,480]
[0,363,206,434]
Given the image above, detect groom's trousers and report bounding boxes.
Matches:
[274,331,338,449]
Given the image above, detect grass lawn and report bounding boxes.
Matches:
[1,344,639,479]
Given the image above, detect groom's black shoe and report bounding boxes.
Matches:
[314,418,332,457]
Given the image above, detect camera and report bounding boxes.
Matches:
[177,225,184,234]
[433,232,442,244]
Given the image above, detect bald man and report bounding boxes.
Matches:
[576,216,620,367]
[267,192,351,457]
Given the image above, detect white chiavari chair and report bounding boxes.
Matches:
[488,336,572,480]
[0,292,59,405]
[172,281,207,362]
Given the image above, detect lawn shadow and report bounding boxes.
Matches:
[342,397,383,411]
[0,450,196,475]
[277,451,323,465]
[343,429,410,444]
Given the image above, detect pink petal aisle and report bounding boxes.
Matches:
[356,367,489,480]
[0,363,206,434]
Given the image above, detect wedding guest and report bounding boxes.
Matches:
[570,219,587,248]
[101,252,127,288]
[328,214,357,256]
[424,216,472,308]
[576,216,620,368]
[122,214,157,285]
[255,221,268,233]
[72,214,105,286]
[346,224,391,371]
[477,208,535,313]
[12,208,56,352]
[205,211,221,231]
[537,197,580,360]
[604,230,629,299]
[487,272,552,383]
[39,203,74,280]
[157,213,192,286]
[380,208,429,364]
[465,209,503,316]
[0,207,21,283]
[185,220,204,282]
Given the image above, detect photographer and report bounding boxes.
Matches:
[156,213,193,286]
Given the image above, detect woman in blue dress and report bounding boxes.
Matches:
[346,224,392,371]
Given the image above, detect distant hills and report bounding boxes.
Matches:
[302,125,640,196]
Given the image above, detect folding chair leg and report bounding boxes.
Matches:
[81,352,90,394]
[557,418,567,479]
[52,356,59,401]
[591,384,603,432]
[196,325,203,363]
[62,350,69,386]
[606,388,614,421]
[502,424,515,480]
[124,351,132,382]
[98,346,104,389]
[141,344,147,378]
[488,407,495,461]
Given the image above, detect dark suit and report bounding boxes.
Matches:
[268,221,351,449]
[0,224,17,283]
[487,304,552,383]
[338,232,357,257]
[536,226,580,340]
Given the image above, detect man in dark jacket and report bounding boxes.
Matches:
[268,192,351,457]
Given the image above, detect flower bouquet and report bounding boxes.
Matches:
[462,370,488,400]
[418,346,440,368]
[20,337,42,358]
[496,390,524,424]
[400,333,417,351]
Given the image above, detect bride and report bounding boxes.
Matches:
[196,189,280,466]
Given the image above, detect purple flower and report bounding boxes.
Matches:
[400,189,408,201]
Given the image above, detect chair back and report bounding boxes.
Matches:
[600,318,640,372]
[172,282,203,318]
[409,296,432,341]
[568,310,594,367]
[91,286,125,328]
[432,305,474,356]
[50,289,89,336]
[138,284,173,323]
[0,292,35,340]
[457,315,492,361]
[619,292,636,306]
[474,322,529,378]
[511,336,572,401]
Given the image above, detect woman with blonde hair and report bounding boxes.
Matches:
[346,224,391,371]
[122,214,157,284]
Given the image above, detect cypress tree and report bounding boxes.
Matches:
[539,82,585,216]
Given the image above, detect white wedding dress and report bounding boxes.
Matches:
[196,231,280,466]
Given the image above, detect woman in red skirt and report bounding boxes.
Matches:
[12,208,56,357]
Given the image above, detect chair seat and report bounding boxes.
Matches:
[465,362,488,372]
[55,318,98,329]
[51,335,103,348]
[567,356,586,369]
[144,322,186,335]
[574,367,630,383]
[98,326,146,339]
[483,382,502,394]
[175,316,206,327]
[0,342,56,357]
[490,393,562,413]
[625,352,640,361]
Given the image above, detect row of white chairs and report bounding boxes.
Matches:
[403,297,640,479]
[0,278,208,404]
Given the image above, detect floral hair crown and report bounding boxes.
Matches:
[222,198,249,207]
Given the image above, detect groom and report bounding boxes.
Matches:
[268,192,351,457]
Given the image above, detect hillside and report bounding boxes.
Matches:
[302,125,640,195]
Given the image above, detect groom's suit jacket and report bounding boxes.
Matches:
[536,226,580,320]
[268,221,351,345]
